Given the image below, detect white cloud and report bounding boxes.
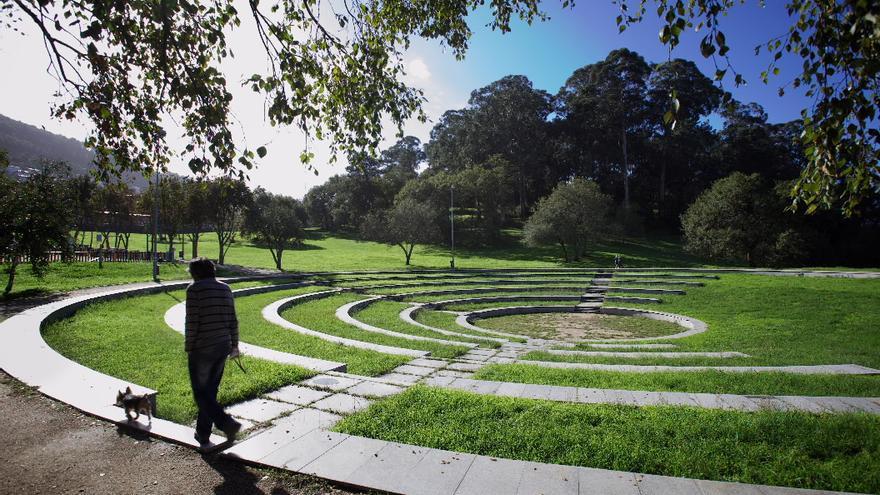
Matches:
[404,58,432,83]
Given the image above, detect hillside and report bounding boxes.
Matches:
[0,113,148,190]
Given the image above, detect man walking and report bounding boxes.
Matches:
[185,258,242,447]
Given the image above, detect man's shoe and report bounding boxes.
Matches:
[222,420,242,443]
[194,432,212,452]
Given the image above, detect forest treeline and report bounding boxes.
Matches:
[302,49,879,266]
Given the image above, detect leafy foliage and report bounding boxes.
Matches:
[243,188,305,270]
[360,197,443,265]
[615,0,880,215]
[0,163,74,295]
[4,0,548,180]
[524,178,611,262]
[681,172,811,266]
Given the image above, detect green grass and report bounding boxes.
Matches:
[473,364,880,397]
[478,312,683,341]
[354,300,500,348]
[547,274,880,368]
[280,293,471,359]
[401,289,583,303]
[410,308,528,343]
[233,288,410,376]
[440,299,580,312]
[334,386,880,493]
[42,291,313,424]
[1,262,191,300]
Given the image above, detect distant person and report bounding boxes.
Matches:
[185,258,242,447]
[613,254,622,269]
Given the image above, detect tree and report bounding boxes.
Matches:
[91,182,135,251]
[558,49,652,210]
[183,178,211,259]
[617,0,880,215]
[207,177,251,265]
[524,178,612,262]
[243,189,305,271]
[0,163,73,296]
[6,0,546,181]
[66,174,97,247]
[680,172,812,267]
[360,197,443,265]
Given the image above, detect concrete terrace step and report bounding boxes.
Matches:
[424,377,880,414]
[399,305,508,344]
[513,360,880,375]
[542,349,750,359]
[337,297,479,348]
[164,285,347,373]
[262,292,429,358]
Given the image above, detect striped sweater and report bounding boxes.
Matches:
[185,278,239,353]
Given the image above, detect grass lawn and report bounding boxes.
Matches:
[1,262,191,300]
[353,300,500,348]
[437,299,580,312]
[234,289,409,376]
[334,386,880,493]
[42,290,313,424]
[529,274,880,369]
[473,364,880,397]
[280,293,471,359]
[87,228,708,271]
[401,289,583,303]
[478,312,683,341]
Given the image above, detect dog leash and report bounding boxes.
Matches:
[230,355,247,373]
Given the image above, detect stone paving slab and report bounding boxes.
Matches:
[262,428,350,470]
[301,374,362,391]
[226,398,300,423]
[344,441,433,492]
[300,435,389,480]
[347,381,406,398]
[265,385,331,405]
[514,361,880,375]
[395,448,477,495]
[446,362,485,372]
[377,372,423,384]
[454,455,526,494]
[223,408,341,462]
[518,460,579,494]
[312,393,372,414]
[409,358,449,368]
[393,364,437,376]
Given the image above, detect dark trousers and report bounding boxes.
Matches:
[188,344,235,439]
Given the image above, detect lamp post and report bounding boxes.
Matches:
[450,185,455,270]
[152,169,160,282]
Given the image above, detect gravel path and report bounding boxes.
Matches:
[0,371,360,495]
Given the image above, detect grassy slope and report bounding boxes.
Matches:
[335,386,880,494]
[280,293,470,359]
[42,291,313,423]
[478,312,682,340]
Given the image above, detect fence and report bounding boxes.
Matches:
[1,248,176,264]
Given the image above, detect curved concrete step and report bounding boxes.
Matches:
[164,288,346,373]
[337,297,479,348]
[513,360,880,375]
[263,292,428,358]
[542,349,750,359]
[398,305,508,344]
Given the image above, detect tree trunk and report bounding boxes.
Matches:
[621,121,630,210]
[191,232,200,259]
[4,259,18,296]
[275,249,283,271]
[218,232,226,265]
[658,160,666,219]
[559,241,568,262]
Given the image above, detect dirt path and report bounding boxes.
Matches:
[0,371,360,495]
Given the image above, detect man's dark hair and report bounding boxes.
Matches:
[189,258,216,280]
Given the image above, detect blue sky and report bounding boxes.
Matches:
[0,0,810,197]
[408,0,809,125]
